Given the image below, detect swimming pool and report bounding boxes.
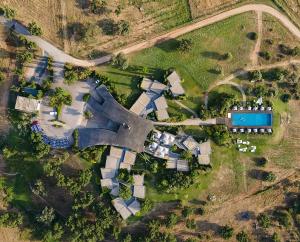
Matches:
[231,112,272,127]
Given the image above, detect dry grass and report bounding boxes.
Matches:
[1,0,63,48]
[1,0,191,58]
[259,13,300,65]
[268,100,300,167]
[188,0,240,19]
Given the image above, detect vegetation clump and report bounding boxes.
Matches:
[0,6,16,19]
[49,87,72,116]
[28,21,43,36]
[257,213,271,228]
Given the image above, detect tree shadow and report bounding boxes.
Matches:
[75,0,90,10]
[57,22,87,41]
[154,38,180,52]
[235,210,256,221]
[247,169,267,181]
[201,51,224,60]
[196,220,222,235]
[189,199,207,206]
[98,19,118,36]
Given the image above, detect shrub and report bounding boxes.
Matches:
[0,71,5,83]
[118,20,130,35]
[271,232,281,242]
[273,210,292,228]
[83,93,91,102]
[166,214,179,228]
[90,0,107,14]
[257,213,271,228]
[259,51,271,60]
[214,65,224,75]
[84,110,93,119]
[186,219,196,229]
[140,199,153,214]
[219,225,234,240]
[223,52,233,60]
[28,21,43,36]
[182,207,194,218]
[178,38,193,52]
[236,231,250,242]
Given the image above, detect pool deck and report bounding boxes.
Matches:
[226,110,273,129]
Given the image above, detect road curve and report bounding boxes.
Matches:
[1,4,300,67]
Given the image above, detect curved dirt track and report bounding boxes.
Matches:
[2,4,300,67]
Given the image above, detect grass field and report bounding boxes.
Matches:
[96,12,256,110]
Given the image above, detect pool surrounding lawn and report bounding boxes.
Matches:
[231,112,273,127]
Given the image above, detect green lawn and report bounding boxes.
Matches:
[96,12,256,109]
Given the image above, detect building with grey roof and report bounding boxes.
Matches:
[127,199,141,215]
[78,85,153,152]
[130,92,151,115]
[112,198,132,220]
[167,71,185,97]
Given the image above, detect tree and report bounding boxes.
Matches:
[28,21,43,36]
[119,184,132,200]
[83,93,91,102]
[236,231,250,242]
[219,225,234,240]
[257,213,271,228]
[30,132,51,158]
[111,52,128,70]
[262,171,276,182]
[49,87,72,115]
[36,207,55,226]
[178,38,193,52]
[32,179,47,196]
[0,6,16,19]
[0,212,23,227]
[16,51,33,64]
[251,70,263,82]
[181,150,193,161]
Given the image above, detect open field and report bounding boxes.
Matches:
[1,0,191,58]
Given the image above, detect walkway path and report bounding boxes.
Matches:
[250,11,263,66]
[154,118,217,126]
[174,100,198,118]
[1,4,300,67]
[204,75,247,109]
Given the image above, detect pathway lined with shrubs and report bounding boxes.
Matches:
[1,4,300,67]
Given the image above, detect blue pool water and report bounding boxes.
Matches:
[231,113,272,127]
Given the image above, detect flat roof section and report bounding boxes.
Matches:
[78,85,154,152]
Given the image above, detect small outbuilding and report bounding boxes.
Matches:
[15,96,41,113]
[166,71,185,97]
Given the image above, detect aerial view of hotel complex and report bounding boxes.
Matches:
[0,0,299,241]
